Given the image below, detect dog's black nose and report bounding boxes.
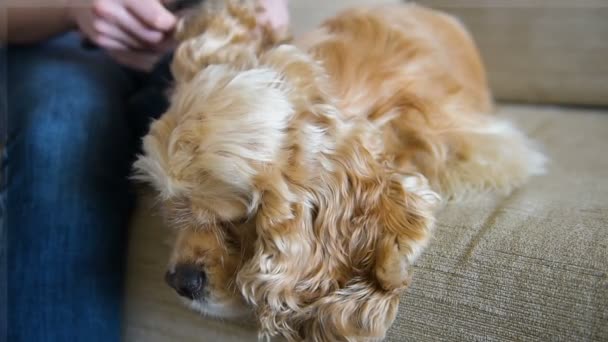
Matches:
[165,263,206,299]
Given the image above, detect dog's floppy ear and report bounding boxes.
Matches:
[171,0,259,83]
[171,0,290,83]
[237,129,440,340]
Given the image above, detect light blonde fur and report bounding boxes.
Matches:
[133,1,545,341]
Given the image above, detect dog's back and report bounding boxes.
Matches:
[297,4,492,120]
[297,4,545,199]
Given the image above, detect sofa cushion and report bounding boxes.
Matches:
[388,104,608,341]
[417,0,608,106]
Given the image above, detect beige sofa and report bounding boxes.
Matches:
[123,1,608,341]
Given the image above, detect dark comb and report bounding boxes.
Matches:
[166,0,204,13]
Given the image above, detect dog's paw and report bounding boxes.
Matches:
[374,173,439,291]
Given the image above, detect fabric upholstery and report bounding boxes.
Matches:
[417,0,608,106]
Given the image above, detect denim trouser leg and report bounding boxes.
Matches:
[3,34,139,342]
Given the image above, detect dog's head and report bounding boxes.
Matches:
[133,60,292,318]
[134,2,439,340]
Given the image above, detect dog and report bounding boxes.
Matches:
[133,1,546,340]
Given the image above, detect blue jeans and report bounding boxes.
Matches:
[1,33,171,342]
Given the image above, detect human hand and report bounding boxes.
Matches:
[68,0,177,70]
[256,0,289,31]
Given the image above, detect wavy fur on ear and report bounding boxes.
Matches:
[133,2,546,341]
[237,153,440,341]
[171,0,290,82]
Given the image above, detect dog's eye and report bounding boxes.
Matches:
[219,217,247,229]
[225,236,241,250]
[222,227,242,250]
[218,219,252,252]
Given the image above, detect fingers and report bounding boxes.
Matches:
[125,0,176,32]
[73,0,177,54]
[70,5,128,50]
[93,0,167,46]
[256,0,289,30]
[94,35,130,50]
[91,19,144,50]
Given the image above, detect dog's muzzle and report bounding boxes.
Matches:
[165,263,206,299]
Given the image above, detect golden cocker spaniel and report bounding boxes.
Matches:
[133,1,545,340]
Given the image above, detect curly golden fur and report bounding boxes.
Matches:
[133,1,546,340]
